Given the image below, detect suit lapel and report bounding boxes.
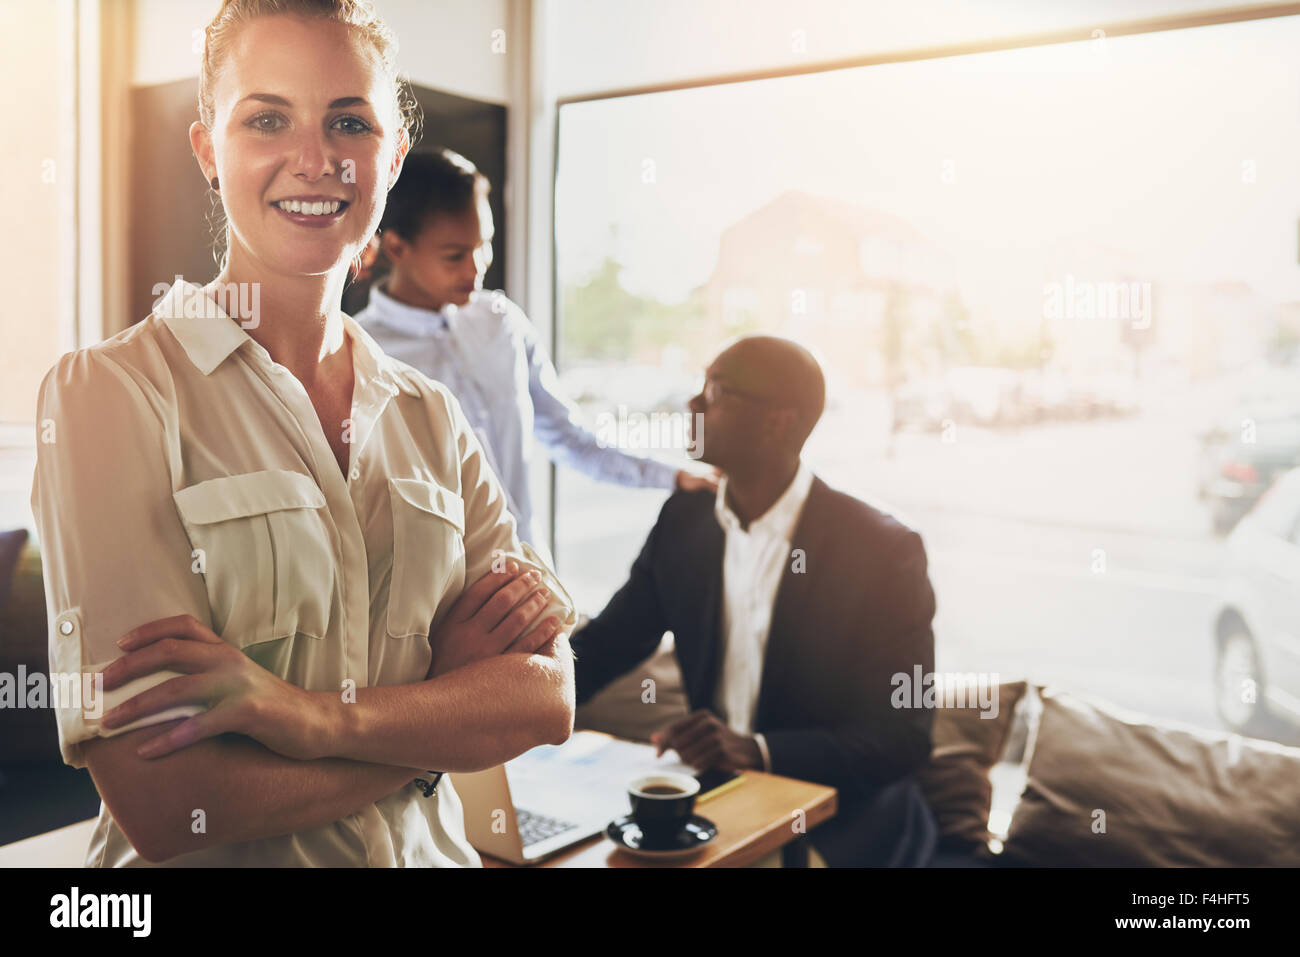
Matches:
[686,502,726,711]
[755,476,829,729]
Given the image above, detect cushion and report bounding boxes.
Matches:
[0,536,47,661]
[0,527,28,614]
[1000,687,1300,866]
[915,676,1030,852]
[0,536,61,763]
[574,630,689,742]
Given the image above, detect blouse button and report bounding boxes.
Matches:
[350,466,360,482]
[59,619,74,636]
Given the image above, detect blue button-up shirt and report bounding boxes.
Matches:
[355,281,678,547]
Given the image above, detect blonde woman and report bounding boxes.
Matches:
[31,0,576,867]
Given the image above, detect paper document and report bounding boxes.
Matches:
[505,730,697,822]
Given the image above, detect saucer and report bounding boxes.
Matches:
[605,814,718,860]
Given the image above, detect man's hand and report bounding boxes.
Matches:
[674,466,721,494]
[650,710,763,771]
[426,561,564,679]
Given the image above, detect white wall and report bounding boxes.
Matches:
[132,0,511,104]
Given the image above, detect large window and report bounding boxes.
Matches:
[552,15,1300,732]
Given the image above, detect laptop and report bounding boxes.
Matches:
[449,730,701,864]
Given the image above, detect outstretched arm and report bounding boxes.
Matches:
[518,306,681,490]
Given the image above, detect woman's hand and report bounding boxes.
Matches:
[427,560,565,680]
[99,615,331,761]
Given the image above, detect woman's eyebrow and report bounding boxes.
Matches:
[236,93,372,109]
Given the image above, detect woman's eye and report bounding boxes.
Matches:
[247,112,285,133]
[243,113,372,134]
[333,115,373,135]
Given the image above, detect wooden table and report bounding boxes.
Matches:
[481,770,837,868]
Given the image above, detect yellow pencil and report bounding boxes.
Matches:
[696,774,747,804]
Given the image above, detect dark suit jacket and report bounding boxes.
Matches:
[571,474,938,866]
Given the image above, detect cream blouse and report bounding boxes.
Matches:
[30,279,576,867]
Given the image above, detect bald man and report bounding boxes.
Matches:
[571,336,938,867]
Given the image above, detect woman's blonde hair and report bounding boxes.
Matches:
[198,0,423,273]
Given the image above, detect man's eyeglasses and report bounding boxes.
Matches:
[697,376,775,407]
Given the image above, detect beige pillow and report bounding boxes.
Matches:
[915,677,1030,851]
[574,632,689,742]
[1001,687,1300,866]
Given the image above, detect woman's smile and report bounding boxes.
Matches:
[269,195,351,229]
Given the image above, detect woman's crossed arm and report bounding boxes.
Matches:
[90,566,574,863]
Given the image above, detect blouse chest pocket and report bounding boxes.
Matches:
[173,469,333,647]
[387,478,467,639]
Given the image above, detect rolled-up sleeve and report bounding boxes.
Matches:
[31,350,210,768]
[438,383,578,637]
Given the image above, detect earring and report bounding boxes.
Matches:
[210,176,219,191]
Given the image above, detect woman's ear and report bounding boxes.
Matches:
[388,126,411,190]
[189,121,217,185]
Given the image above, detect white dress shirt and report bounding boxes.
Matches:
[30,279,576,867]
[712,459,816,772]
[356,282,678,548]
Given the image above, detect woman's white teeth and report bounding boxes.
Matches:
[276,200,342,215]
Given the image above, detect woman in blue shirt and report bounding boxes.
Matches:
[356,149,717,553]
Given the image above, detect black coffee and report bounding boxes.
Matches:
[642,785,684,796]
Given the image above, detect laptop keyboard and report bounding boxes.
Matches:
[516,808,581,848]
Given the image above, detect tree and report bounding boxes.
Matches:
[561,256,703,365]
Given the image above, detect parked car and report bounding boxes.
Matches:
[892,376,952,431]
[1197,410,1300,535]
[1213,467,1300,740]
[894,367,1029,430]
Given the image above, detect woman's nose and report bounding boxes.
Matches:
[291,128,335,180]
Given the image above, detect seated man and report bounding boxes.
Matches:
[571,335,938,867]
